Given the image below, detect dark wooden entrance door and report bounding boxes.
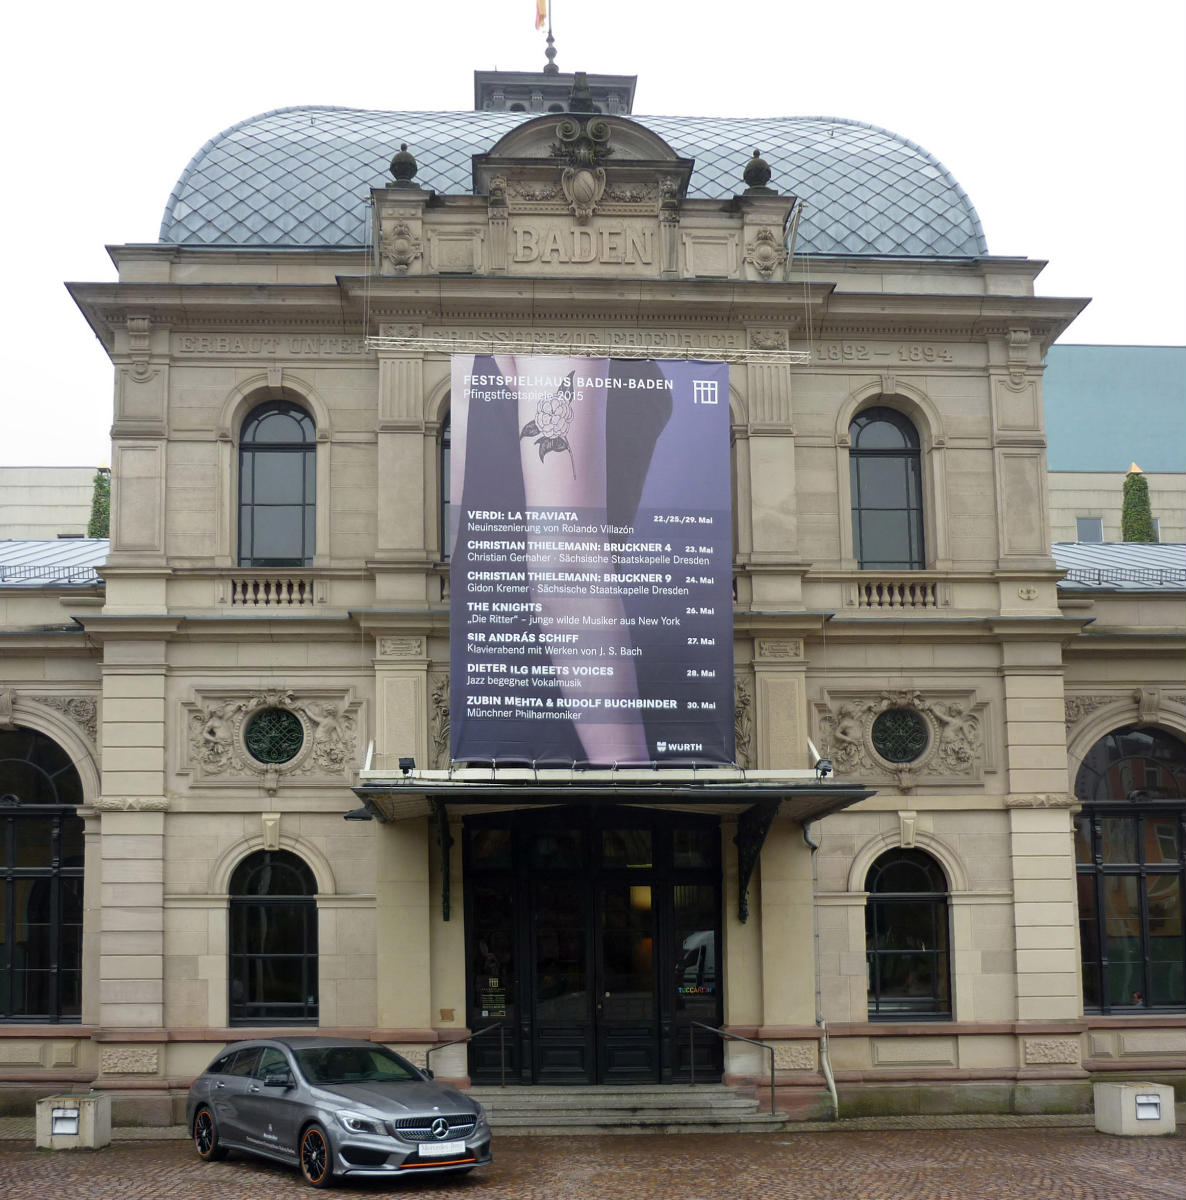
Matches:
[594,880,658,1082]
[531,876,595,1082]
[464,806,722,1086]
[529,877,659,1083]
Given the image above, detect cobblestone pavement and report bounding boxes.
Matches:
[1,1126,1183,1200]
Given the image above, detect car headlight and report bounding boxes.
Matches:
[337,1111,383,1135]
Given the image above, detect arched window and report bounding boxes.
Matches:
[865,848,951,1019]
[238,401,316,567]
[0,728,84,1022]
[1074,726,1185,1013]
[228,849,318,1025]
[849,406,925,570]
[441,413,452,561]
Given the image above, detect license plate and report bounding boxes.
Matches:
[419,1139,465,1158]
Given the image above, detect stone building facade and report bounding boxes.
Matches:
[1,66,1182,1122]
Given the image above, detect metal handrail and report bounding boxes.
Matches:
[424,1022,507,1088]
[688,1020,778,1116]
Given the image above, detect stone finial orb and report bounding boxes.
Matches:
[390,143,418,185]
[743,149,774,192]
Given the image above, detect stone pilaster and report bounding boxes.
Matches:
[93,635,170,1031]
[1006,799,1081,1022]
[758,821,817,1026]
[752,638,808,770]
[97,809,165,1028]
[375,819,434,1033]
[374,635,429,769]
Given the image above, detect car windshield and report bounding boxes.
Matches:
[294,1044,422,1085]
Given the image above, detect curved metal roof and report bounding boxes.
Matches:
[160,107,987,258]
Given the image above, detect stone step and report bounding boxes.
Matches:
[465,1084,787,1134]
[472,1089,761,1113]
[489,1116,787,1136]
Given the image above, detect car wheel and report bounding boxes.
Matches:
[300,1122,334,1188]
[193,1106,228,1162]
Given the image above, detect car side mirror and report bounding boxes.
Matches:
[263,1070,293,1089]
[422,1067,434,1080]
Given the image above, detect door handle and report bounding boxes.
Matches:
[214,1081,226,1089]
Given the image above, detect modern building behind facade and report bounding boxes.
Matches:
[1044,344,1185,544]
[1,61,1183,1124]
[0,468,98,539]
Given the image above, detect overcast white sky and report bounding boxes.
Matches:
[2,0,1182,467]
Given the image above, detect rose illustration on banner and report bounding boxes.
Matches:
[520,370,576,476]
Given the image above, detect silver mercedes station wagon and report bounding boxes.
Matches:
[186,1037,492,1186]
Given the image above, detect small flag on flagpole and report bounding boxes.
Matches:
[535,0,547,30]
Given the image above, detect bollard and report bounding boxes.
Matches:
[34,1092,112,1149]
[1093,1081,1176,1136]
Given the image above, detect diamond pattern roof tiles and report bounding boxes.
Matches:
[159,106,987,258]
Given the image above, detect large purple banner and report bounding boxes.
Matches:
[450,354,733,766]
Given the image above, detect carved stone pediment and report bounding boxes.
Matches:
[475,113,693,224]
[814,688,993,787]
[479,113,691,173]
[181,688,365,790]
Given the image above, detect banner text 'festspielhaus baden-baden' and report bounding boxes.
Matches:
[449,354,733,766]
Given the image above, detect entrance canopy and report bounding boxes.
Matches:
[352,765,873,825]
[352,767,874,925]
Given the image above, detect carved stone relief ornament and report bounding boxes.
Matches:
[0,689,99,745]
[744,228,787,279]
[749,328,789,351]
[430,674,450,769]
[378,636,425,659]
[815,688,989,785]
[734,678,753,768]
[92,796,170,812]
[1004,794,1077,809]
[1064,694,1116,727]
[756,639,803,660]
[380,220,422,273]
[560,165,607,224]
[1133,686,1162,725]
[377,322,423,340]
[552,115,613,225]
[1006,325,1031,388]
[182,688,364,789]
[508,182,560,202]
[29,695,99,745]
[125,315,159,383]
[1023,1038,1080,1066]
[603,182,659,204]
[100,1047,160,1075]
[658,178,680,224]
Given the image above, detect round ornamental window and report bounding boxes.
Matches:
[871,708,928,764]
[243,708,304,764]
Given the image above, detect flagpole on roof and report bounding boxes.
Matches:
[543,1,558,75]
